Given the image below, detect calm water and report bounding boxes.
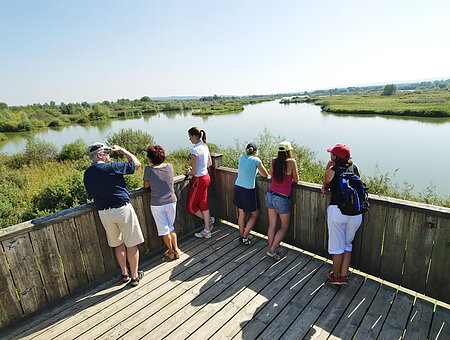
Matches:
[1,101,449,196]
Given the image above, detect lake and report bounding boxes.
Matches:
[1,101,449,196]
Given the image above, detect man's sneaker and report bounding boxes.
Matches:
[326,270,348,285]
[195,229,211,239]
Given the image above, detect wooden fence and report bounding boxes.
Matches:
[1,154,449,329]
[209,154,450,306]
[0,175,198,329]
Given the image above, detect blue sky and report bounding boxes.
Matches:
[1,0,449,105]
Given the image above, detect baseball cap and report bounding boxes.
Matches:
[327,143,350,159]
[246,142,257,153]
[278,141,293,152]
[87,142,111,156]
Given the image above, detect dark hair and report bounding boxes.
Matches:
[188,126,207,144]
[272,150,292,183]
[335,156,353,168]
[146,145,165,165]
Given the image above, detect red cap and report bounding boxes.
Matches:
[327,144,350,159]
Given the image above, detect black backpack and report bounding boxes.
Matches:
[336,170,369,216]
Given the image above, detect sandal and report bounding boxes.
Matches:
[130,270,144,287]
[121,273,130,284]
[164,250,176,261]
[174,250,181,259]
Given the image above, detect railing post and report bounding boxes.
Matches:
[210,153,223,218]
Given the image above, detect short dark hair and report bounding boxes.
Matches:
[146,145,165,165]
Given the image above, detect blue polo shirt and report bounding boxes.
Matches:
[84,162,135,210]
[235,155,262,189]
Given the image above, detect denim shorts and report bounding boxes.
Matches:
[265,191,291,214]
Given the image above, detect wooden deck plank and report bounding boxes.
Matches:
[378,291,414,339]
[429,305,450,340]
[0,223,448,340]
[403,298,434,340]
[76,228,247,339]
[256,265,331,340]
[352,284,397,340]
[186,248,302,339]
[233,258,324,339]
[162,242,271,339]
[4,226,219,340]
[210,251,313,340]
[328,278,380,340]
[48,227,240,339]
[304,272,365,339]
[141,240,270,339]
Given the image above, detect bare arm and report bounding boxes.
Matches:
[257,162,269,178]
[207,151,212,168]
[186,154,198,176]
[321,169,335,193]
[290,159,299,183]
[111,145,141,170]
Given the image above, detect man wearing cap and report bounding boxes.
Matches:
[84,142,145,286]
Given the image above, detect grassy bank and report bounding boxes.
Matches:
[0,129,448,229]
[0,95,279,133]
[308,91,450,117]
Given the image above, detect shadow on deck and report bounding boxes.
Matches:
[2,222,450,340]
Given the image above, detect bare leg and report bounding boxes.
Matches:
[126,245,139,279]
[161,234,174,255]
[201,209,211,230]
[243,210,259,237]
[332,253,344,276]
[340,251,352,276]
[170,231,180,254]
[114,243,128,275]
[267,208,278,249]
[194,209,204,220]
[238,208,246,237]
[269,213,290,253]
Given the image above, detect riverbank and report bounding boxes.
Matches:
[0,96,279,133]
[281,91,450,118]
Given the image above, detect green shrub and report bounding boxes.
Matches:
[106,128,154,159]
[57,139,88,161]
[23,137,58,165]
[31,171,88,214]
[48,118,64,127]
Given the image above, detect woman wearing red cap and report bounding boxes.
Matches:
[321,143,362,285]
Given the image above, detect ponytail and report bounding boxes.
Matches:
[200,130,207,144]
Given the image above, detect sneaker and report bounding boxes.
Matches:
[195,229,211,239]
[241,234,253,245]
[266,251,281,261]
[326,271,348,285]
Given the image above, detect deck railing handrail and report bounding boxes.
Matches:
[0,154,449,329]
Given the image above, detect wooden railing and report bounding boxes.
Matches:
[1,154,449,329]
[0,175,197,329]
[209,154,450,305]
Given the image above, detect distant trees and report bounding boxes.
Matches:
[382,84,397,96]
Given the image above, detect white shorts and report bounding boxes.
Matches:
[98,203,144,248]
[151,202,177,236]
[327,205,362,254]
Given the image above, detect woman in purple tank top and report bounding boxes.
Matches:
[265,141,299,260]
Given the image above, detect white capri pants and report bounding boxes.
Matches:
[151,202,177,236]
[327,205,362,254]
